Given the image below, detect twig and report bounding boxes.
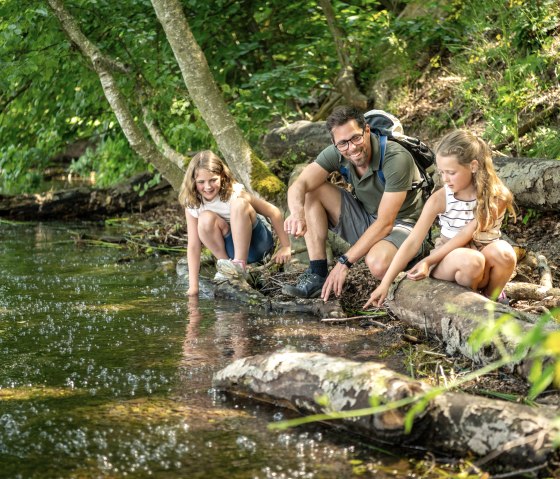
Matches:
[321,314,389,325]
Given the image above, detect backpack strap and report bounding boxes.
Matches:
[378,135,387,185]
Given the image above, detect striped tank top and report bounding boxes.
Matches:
[438,184,476,239]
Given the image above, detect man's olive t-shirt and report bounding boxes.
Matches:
[315,133,424,223]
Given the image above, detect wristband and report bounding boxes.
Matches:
[338,254,353,269]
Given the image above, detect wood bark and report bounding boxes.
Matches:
[213,350,558,473]
[47,0,185,191]
[386,275,559,379]
[0,172,171,220]
[318,0,368,110]
[149,0,285,201]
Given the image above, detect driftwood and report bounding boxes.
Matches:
[386,276,559,379]
[0,172,172,220]
[213,349,559,473]
[261,120,560,211]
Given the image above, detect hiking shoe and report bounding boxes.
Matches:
[282,269,325,298]
[213,259,248,282]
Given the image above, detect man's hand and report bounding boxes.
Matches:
[321,262,349,301]
[284,214,307,238]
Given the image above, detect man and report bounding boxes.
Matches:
[283,105,425,300]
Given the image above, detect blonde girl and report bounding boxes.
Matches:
[365,130,516,308]
[179,150,291,296]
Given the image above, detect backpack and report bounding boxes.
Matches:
[364,109,435,201]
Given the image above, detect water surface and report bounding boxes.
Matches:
[0,222,409,478]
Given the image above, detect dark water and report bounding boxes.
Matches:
[0,222,410,478]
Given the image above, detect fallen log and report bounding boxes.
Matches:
[213,349,559,473]
[386,276,559,379]
[0,172,172,220]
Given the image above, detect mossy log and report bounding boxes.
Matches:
[213,349,558,473]
[386,275,558,379]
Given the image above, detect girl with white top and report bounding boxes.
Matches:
[364,129,516,308]
[179,150,291,296]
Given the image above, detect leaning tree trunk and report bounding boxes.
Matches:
[213,350,558,474]
[47,0,185,191]
[317,0,368,111]
[149,0,285,201]
[386,275,558,380]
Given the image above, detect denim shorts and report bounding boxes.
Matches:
[330,188,422,254]
[224,216,274,264]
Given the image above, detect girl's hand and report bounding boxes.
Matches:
[187,285,199,296]
[407,260,430,281]
[363,285,388,309]
[272,245,292,264]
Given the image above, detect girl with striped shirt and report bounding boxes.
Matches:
[365,129,516,308]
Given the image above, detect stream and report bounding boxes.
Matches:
[0,221,414,478]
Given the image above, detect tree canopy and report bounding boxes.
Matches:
[1,0,558,194]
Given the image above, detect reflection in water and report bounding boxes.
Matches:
[0,223,403,478]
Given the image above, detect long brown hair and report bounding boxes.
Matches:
[436,130,515,236]
[178,150,235,209]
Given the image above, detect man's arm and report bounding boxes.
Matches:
[321,190,406,301]
[284,162,330,237]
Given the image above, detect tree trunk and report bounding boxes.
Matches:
[491,156,560,212]
[0,172,171,220]
[213,349,558,473]
[317,0,368,110]
[149,0,285,201]
[386,275,558,379]
[47,0,185,191]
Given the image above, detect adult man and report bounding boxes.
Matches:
[283,105,425,300]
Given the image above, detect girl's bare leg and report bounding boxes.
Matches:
[230,197,256,264]
[478,240,517,298]
[431,248,485,289]
[197,211,230,259]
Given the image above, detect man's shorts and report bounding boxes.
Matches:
[330,188,424,255]
[224,216,274,264]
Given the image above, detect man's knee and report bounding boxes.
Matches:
[365,254,391,280]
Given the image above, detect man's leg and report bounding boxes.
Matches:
[364,222,420,280]
[283,183,342,298]
[364,240,399,280]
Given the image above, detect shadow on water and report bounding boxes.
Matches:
[0,222,411,478]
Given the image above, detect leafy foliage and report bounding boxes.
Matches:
[1,0,559,195]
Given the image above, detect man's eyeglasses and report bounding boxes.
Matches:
[334,128,365,151]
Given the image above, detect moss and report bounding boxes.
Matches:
[250,152,286,200]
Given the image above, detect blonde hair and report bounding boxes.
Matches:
[436,130,515,236]
[178,150,235,209]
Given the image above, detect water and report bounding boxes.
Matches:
[0,222,409,478]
